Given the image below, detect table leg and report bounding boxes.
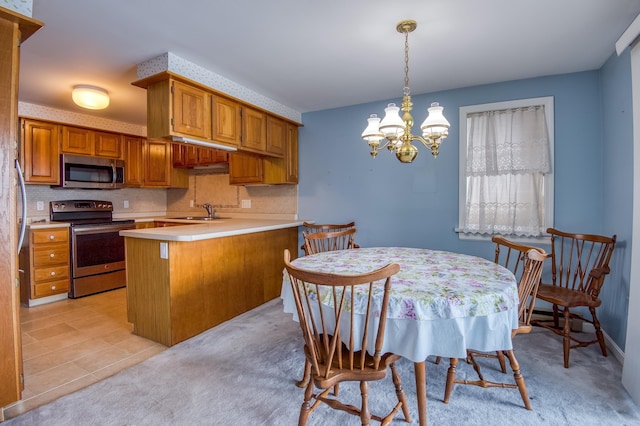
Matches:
[414,361,427,426]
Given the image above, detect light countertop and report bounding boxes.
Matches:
[120,218,304,242]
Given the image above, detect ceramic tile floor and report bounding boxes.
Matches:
[3,288,166,420]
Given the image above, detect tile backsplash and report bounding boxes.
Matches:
[167,170,298,217]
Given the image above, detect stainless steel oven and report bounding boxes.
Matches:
[50,200,135,298]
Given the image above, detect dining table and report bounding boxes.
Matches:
[280,246,519,426]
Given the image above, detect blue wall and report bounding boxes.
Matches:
[298,59,634,350]
[601,48,634,348]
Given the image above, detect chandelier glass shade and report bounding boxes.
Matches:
[361,20,450,163]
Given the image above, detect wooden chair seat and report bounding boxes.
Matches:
[536,283,602,308]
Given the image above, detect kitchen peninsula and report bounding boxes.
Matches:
[120,218,302,346]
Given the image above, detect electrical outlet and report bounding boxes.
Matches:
[36,201,44,211]
[160,242,168,259]
[123,200,129,209]
[189,200,195,208]
[241,199,251,209]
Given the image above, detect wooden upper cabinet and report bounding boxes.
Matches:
[266,116,286,157]
[212,95,241,146]
[62,126,93,155]
[95,131,122,158]
[144,139,171,187]
[240,107,267,154]
[228,152,263,184]
[143,139,188,188]
[171,80,211,140]
[21,119,60,184]
[124,136,144,187]
[232,122,299,186]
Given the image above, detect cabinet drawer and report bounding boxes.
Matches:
[33,245,69,267]
[33,279,70,298]
[34,265,69,282]
[32,229,69,244]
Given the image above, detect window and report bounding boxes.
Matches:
[458,97,554,241]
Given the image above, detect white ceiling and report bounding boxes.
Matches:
[17,0,640,127]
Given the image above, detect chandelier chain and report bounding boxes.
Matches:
[404,29,410,97]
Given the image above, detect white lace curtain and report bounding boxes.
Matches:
[463,105,551,236]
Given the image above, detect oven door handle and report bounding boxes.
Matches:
[72,224,135,234]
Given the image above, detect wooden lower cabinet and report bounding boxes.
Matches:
[125,227,298,346]
[20,228,70,304]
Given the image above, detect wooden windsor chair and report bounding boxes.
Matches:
[283,249,410,425]
[443,237,549,410]
[532,228,616,368]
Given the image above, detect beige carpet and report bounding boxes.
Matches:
[4,299,640,425]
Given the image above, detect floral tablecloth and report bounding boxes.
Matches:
[281,247,519,360]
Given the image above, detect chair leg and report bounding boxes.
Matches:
[496,351,507,374]
[390,363,411,423]
[590,307,608,357]
[443,358,459,403]
[552,304,560,328]
[360,381,371,426]
[298,380,314,426]
[296,360,311,388]
[505,350,532,410]
[563,307,571,368]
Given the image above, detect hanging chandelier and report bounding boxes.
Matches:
[361,20,450,163]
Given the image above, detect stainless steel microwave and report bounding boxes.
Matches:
[58,154,125,189]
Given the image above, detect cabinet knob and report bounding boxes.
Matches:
[50,271,56,276]
[49,253,55,258]
[49,235,55,240]
[51,285,56,290]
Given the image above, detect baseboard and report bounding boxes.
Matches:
[532,308,625,365]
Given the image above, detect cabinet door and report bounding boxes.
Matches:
[62,126,94,155]
[285,123,299,183]
[197,147,214,165]
[21,119,60,184]
[240,107,266,153]
[124,136,144,186]
[266,116,286,157]
[184,145,199,166]
[172,143,185,167]
[214,149,229,163]
[229,152,263,184]
[143,139,171,187]
[211,95,241,146]
[172,80,211,140]
[95,131,122,158]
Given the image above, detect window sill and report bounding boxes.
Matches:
[454,228,552,246]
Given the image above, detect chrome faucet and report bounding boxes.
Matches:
[202,203,215,218]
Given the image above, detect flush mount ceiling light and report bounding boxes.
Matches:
[361,20,450,163]
[72,85,110,110]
